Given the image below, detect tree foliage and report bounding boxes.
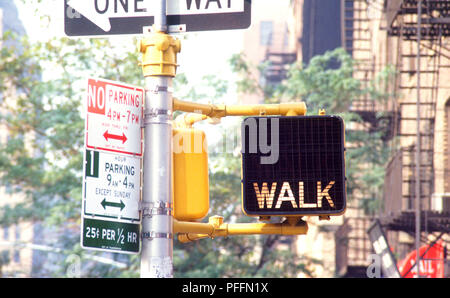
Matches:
[0,28,144,276]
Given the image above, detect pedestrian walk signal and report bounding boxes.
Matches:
[241,116,346,217]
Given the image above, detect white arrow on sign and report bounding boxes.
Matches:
[68,0,245,32]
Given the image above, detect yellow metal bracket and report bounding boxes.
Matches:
[138,27,181,77]
[173,216,308,243]
[173,98,307,118]
[174,113,208,128]
[171,100,309,241]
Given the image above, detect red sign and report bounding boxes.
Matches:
[85,78,144,156]
[398,241,445,278]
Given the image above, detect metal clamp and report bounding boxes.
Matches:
[141,231,173,240]
[146,84,174,94]
[143,109,173,126]
[147,85,169,94]
[145,108,172,117]
[143,25,186,34]
[141,201,173,218]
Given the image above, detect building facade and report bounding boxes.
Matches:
[239,0,297,104]
[336,0,450,277]
[288,0,450,277]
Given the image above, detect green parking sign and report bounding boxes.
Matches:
[82,218,140,253]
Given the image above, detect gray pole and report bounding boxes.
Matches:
[415,0,422,278]
[153,0,168,33]
[140,0,174,278]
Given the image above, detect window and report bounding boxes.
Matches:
[260,21,273,46]
[13,225,20,263]
[3,225,9,240]
[15,224,20,240]
[13,249,20,263]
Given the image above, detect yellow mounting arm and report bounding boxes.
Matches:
[174,216,308,243]
[173,98,307,117]
[171,99,308,242]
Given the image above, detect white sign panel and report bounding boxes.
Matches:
[86,78,144,156]
[83,149,141,222]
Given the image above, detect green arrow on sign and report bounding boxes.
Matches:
[101,198,125,211]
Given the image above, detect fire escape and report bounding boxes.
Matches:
[263,51,297,86]
[337,0,383,276]
[263,24,297,87]
[383,0,450,275]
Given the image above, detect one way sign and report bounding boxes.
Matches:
[65,0,252,36]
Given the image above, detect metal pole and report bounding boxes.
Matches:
[140,0,174,278]
[415,0,422,279]
[153,0,167,33]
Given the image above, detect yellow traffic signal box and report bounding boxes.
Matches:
[172,127,209,221]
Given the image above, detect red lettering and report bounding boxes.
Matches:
[135,94,140,107]
[87,79,106,115]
